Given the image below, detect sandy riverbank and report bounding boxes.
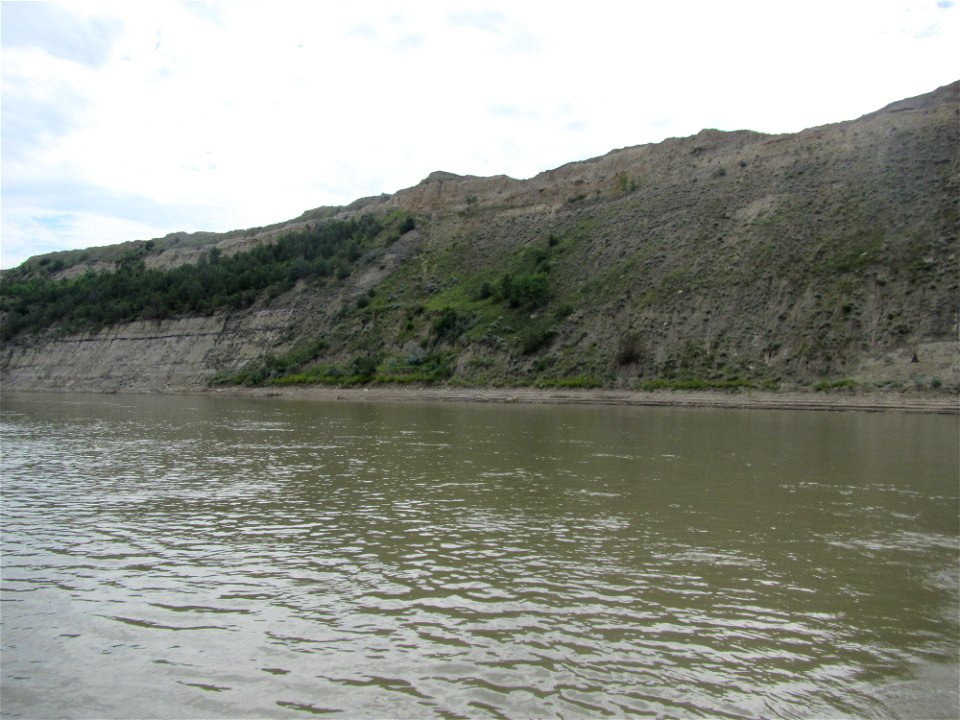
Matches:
[203,384,959,414]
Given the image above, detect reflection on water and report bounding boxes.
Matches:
[1,392,957,718]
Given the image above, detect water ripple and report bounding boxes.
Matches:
[1,394,957,718]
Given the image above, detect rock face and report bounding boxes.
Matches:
[2,82,958,393]
[1,312,294,392]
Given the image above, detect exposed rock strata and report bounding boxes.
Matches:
[1,312,292,392]
[2,82,958,395]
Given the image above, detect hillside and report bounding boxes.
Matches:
[1,81,958,395]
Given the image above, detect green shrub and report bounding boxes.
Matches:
[519,323,556,354]
[351,355,379,379]
[616,174,638,193]
[617,332,642,365]
[376,351,453,384]
[500,272,549,309]
[432,306,472,342]
[554,304,574,319]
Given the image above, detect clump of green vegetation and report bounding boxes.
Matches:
[518,321,556,355]
[263,352,454,387]
[0,214,407,341]
[217,336,455,387]
[432,306,474,343]
[616,332,643,365]
[211,338,329,386]
[616,173,638,194]
[499,272,550,309]
[374,350,454,384]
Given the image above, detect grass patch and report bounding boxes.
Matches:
[236,350,456,387]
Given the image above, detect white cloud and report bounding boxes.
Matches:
[2,0,957,268]
[1,204,179,264]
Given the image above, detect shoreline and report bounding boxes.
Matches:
[4,384,957,414]
[202,384,960,414]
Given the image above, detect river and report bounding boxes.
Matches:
[1,392,957,718]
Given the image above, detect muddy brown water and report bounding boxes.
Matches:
[1,392,957,718]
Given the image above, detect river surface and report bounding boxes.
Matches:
[1,392,957,719]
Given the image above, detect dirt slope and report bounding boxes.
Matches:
[2,82,957,395]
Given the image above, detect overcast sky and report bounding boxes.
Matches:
[1,1,957,268]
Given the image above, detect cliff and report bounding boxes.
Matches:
[2,82,958,395]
